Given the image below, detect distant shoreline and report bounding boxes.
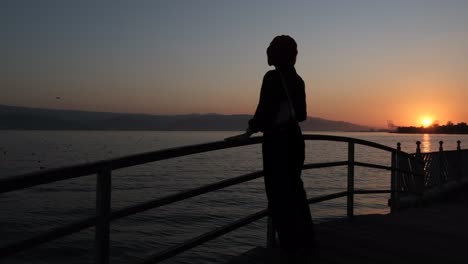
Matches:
[395,123,468,134]
[0,104,381,132]
[392,132,468,135]
[0,129,383,133]
[4,129,467,134]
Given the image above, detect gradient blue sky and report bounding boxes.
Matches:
[2,0,468,127]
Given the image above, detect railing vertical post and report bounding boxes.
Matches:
[414,141,424,194]
[266,216,276,248]
[96,168,111,264]
[457,140,462,180]
[390,143,400,214]
[439,141,445,183]
[347,142,355,219]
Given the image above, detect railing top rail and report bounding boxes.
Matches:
[0,134,415,193]
[303,134,397,152]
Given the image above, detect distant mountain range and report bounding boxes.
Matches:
[0,104,374,131]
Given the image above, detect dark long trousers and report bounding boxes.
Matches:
[262,128,315,252]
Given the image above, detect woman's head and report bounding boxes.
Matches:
[267,35,297,67]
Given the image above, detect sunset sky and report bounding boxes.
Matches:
[2,0,468,127]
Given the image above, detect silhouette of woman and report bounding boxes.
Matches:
[226,35,315,253]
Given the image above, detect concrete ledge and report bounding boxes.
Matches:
[396,177,468,209]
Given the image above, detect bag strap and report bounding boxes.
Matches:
[278,70,297,120]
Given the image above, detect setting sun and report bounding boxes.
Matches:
[422,118,432,127]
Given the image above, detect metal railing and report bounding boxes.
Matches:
[0,135,430,263]
[396,140,468,207]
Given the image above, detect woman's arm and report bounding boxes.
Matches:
[225,71,274,141]
[248,71,275,133]
[295,77,307,122]
[224,127,254,141]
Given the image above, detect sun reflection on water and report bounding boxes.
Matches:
[421,134,431,153]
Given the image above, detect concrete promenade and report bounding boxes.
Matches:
[229,190,468,263]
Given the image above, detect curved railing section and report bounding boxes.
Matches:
[0,135,454,264]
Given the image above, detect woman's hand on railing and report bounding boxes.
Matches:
[224,128,254,141]
[224,133,251,141]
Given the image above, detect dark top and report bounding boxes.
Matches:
[248,66,307,134]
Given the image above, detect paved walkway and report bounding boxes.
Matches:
[228,191,468,263]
